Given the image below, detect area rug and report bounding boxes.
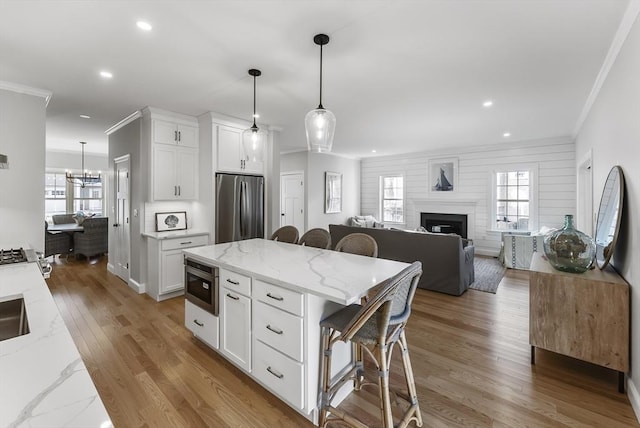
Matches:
[470,256,506,293]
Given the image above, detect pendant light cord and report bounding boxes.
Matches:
[252,74,257,127]
[318,43,324,109]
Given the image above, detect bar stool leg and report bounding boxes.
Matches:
[399,330,423,427]
[376,343,394,428]
[319,326,332,428]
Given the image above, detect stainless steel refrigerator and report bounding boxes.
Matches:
[215,173,264,243]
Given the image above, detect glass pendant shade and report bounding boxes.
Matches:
[305,107,336,153]
[242,124,267,162]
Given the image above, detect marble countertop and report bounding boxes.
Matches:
[183,238,410,305]
[0,263,111,427]
[141,229,209,240]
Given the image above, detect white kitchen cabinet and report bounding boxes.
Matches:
[152,145,198,200]
[216,124,263,174]
[185,300,219,349]
[145,233,209,301]
[220,281,252,372]
[153,118,198,148]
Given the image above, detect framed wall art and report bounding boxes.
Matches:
[155,211,187,232]
[428,157,458,194]
[325,171,342,213]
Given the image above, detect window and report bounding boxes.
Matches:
[493,168,536,231]
[381,175,404,223]
[45,171,103,222]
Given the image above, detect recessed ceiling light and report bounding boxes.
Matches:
[503,132,511,137]
[79,114,91,119]
[371,150,377,153]
[100,71,113,79]
[483,100,493,108]
[136,21,152,31]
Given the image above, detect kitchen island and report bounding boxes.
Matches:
[183,238,410,424]
[0,262,111,428]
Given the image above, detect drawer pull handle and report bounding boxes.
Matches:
[266,292,283,301]
[193,319,204,327]
[180,241,193,245]
[226,293,239,301]
[226,279,240,285]
[266,325,283,335]
[267,366,284,379]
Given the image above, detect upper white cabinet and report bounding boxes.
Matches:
[153,119,198,148]
[142,108,199,201]
[216,124,264,175]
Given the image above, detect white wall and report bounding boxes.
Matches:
[307,152,360,230]
[46,150,108,172]
[574,10,640,417]
[361,137,576,255]
[0,89,48,251]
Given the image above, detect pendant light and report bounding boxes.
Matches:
[65,141,101,188]
[305,33,336,153]
[242,69,267,163]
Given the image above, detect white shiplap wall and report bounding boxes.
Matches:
[361,137,576,255]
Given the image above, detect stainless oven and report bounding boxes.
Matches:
[184,258,219,316]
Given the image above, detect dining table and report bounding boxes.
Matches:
[47,223,83,233]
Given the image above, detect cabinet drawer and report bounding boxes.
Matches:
[253,340,304,410]
[254,280,303,317]
[254,301,303,362]
[220,268,251,296]
[185,300,219,349]
[161,235,208,251]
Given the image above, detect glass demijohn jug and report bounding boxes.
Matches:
[543,214,596,273]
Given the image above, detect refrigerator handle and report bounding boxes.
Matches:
[239,180,247,239]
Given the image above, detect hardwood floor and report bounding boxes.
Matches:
[45,256,638,427]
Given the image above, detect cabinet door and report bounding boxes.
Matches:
[221,287,252,371]
[217,125,243,173]
[177,124,198,148]
[153,119,178,145]
[176,147,198,200]
[153,146,178,200]
[161,249,185,294]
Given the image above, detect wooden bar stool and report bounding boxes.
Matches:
[319,261,423,428]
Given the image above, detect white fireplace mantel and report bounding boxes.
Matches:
[409,199,481,240]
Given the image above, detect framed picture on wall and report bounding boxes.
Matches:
[325,171,342,213]
[428,158,458,194]
[155,211,187,232]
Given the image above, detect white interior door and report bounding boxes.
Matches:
[280,172,305,232]
[114,156,130,283]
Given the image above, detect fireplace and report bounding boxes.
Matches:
[420,212,468,238]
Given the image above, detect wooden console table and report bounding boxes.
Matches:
[529,252,629,392]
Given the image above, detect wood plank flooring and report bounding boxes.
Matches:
[45,256,638,427]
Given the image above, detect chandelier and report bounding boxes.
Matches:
[66,141,101,188]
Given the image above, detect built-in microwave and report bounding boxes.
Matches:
[184,258,219,316]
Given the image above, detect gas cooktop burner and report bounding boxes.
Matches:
[0,248,28,265]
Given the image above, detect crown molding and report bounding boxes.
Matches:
[105,110,142,135]
[573,0,640,137]
[0,80,52,107]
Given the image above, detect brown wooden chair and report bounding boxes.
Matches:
[319,261,423,428]
[334,233,378,257]
[298,228,331,249]
[269,225,299,244]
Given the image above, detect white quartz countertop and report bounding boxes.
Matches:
[141,229,209,240]
[183,238,410,305]
[0,263,112,428]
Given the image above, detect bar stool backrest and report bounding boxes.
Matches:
[334,233,378,257]
[298,228,331,249]
[270,225,299,244]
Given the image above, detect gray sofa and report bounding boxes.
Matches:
[329,224,474,296]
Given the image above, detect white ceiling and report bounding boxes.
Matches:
[0,1,631,158]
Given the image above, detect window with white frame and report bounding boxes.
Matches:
[493,167,536,231]
[45,171,103,222]
[381,175,404,223]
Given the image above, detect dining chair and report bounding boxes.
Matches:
[334,233,378,257]
[44,221,73,258]
[269,225,299,244]
[73,217,108,258]
[298,228,331,249]
[52,214,75,225]
[319,261,423,428]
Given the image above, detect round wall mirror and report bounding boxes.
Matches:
[594,165,625,269]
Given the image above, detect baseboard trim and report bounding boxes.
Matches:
[129,278,145,294]
[475,247,500,258]
[628,377,640,423]
[106,263,115,274]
